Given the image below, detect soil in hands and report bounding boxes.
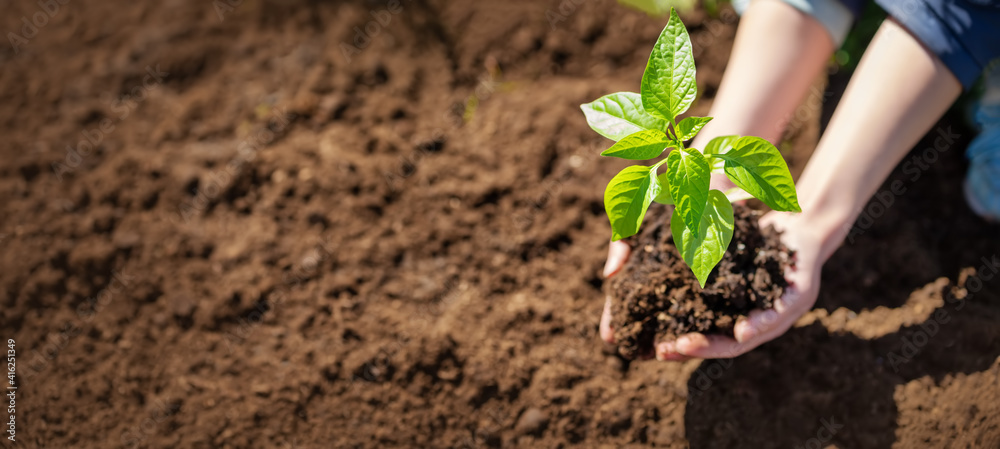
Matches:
[607,204,792,360]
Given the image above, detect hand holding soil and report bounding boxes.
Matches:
[600,210,823,360]
[583,10,807,361]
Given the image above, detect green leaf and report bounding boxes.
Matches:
[665,147,710,236]
[716,136,801,212]
[653,173,673,205]
[604,165,660,241]
[600,129,672,160]
[640,8,697,122]
[675,116,712,141]
[581,92,668,141]
[670,189,735,287]
[703,135,738,155]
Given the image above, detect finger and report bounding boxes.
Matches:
[758,211,783,231]
[599,296,616,344]
[734,284,810,344]
[675,333,752,359]
[655,340,693,362]
[680,285,811,358]
[759,210,799,234]
[603,240,631,278]
[734,308,779,342]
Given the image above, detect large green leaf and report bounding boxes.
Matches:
[716,136,801,212]
[604,165,660,241]
[601,129,672,160]
[581,92,667,141]
[675,116,712,141]
[670,189,735,287]
[653,173,673,205]
[639,8,697,122]
[665,147,710,236]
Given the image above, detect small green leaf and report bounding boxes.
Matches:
[665,147,711,236]
[581,92,668,141]
[640,8,697,122]
[601,129,672,160]
[675,116,712,141]
[604,165,660,241]
[703,135,738,156]
[716,136,801,212]
[670,189,735,287]
[653,173,673,205]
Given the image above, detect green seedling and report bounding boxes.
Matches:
[580,9,800,287]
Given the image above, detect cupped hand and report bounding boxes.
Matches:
[599,210,823,360]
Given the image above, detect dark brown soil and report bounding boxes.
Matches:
[2,0,1000,448]
[609,204,790,359]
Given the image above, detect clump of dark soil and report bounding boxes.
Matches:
[608,204,791,359]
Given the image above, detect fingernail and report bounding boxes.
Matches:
[675,336,692,353]
[602,259,618,278]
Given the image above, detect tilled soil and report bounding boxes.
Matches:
[1,0,999,448]
[609,205,790,360]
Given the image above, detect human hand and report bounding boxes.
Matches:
[599,210,823,360]
[599,239,630,345]
[599,173,739,358]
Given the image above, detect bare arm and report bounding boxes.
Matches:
[692,0,835,150]
[675,17,962,358]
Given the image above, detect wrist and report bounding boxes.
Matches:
[795,193,859,263]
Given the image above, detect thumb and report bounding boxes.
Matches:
[603,240,631,278]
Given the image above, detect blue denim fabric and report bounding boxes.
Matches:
[876,0,1000,88]
[965,65,1000,220]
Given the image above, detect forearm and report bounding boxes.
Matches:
[692,0,834,190]
[795,19,962,263]
[692,0,834,150]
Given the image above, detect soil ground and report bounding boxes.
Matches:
[1,0,999,448]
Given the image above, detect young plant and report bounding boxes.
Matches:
[580,9,801,287]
